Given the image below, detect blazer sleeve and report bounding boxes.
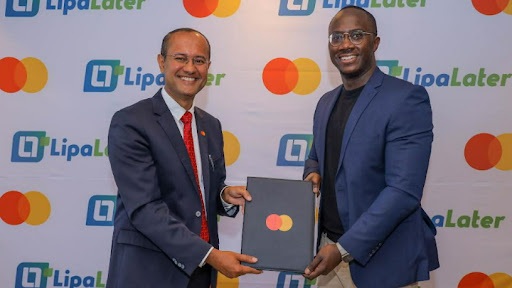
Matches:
[214,118,239,217]
[339,85,433,265]
[108,109,212,276]
[303,104,321,180]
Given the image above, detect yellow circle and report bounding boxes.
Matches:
[213,0,241,17]
[21,57,48,93]
[222,131,240,166]
[495,134,512,171]
[279,214,293,231]
[292,58,321,95]
[24,191,51,225]
[489,273,512,288]
[504,1,512,15]
[217,272,239,287]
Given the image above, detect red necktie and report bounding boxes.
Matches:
[181,111,209,242]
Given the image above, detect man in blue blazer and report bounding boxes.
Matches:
[303,7,439,288]
[106,28,261,288]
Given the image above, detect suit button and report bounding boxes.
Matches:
[196,211,201,217]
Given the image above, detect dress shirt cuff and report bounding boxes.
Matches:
[336,242,348,256]
[199,247,214,267]
[220,186,237,216]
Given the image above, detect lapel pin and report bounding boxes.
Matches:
[201,131,206,136]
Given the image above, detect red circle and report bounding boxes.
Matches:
[472,0,509,15]
[262,58,299,95]
[464,133,502,170]
[458,272,494,288]
[0,191,31,225]
[183,0,219,18]
[0,57,27,93]
[266,214,282,231]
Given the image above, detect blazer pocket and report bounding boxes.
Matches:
[208,153,222,171]
[117,229,162,252]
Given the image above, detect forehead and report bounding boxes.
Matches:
[329,9,372,33]
[167,32,209,56]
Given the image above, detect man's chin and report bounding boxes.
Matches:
[340,69,362,79]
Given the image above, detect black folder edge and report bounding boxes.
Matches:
[240,176,315,273]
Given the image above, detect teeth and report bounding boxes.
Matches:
[340,55,356,60]
[180,77,196,81]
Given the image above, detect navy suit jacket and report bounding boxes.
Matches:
[304,68,439,288]
[106,90,237,288]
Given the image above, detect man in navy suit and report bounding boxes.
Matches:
[303,6,439,288]
[106,28,261,288]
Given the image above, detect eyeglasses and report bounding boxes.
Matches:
[329,29,376,46]
[164,53,209,66]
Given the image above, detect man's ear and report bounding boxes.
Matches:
[373,36,381,52]
[157,54,165,72]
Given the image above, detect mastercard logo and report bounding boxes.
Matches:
[183,0,241,18]
[459,272,512,288]
[464,133,512,170]
[262,58,321,95]
[0,191,51,225]
[0,57,48,93]
[266,214,293,231]
[472,0,512,15]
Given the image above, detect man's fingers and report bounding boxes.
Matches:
[240,189,252,201]
[307,255,322,273]
[236,253,258,263]
[312,183,319,194]
[305,268,322,280]
[304,172,318,182]
[228,197,244,206]
[305,173,321,194]
[228,186,252,201]
[305,257,325,279]
[242,266,263,275]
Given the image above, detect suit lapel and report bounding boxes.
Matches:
[152,91,200,197]
[195,108,210,205]
[336,68,384,175]
[318,86,343,175]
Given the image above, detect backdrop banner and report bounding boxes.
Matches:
[1,1,511,287]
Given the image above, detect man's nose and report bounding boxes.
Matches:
[182,60,196,72]
[339,34,355,49]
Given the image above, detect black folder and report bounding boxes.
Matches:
[241,177,315,273]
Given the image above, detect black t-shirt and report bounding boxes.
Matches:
[321,85,365,242]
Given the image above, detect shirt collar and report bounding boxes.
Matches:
[161,88,195,120]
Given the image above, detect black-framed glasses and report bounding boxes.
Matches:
[164,53,209,66]
[329,29,376,46]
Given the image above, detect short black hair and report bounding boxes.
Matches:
[332,5,378,35]
[160,28,211,59]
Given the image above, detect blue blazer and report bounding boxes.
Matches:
[106,90,237,288]
[304,68,439,288]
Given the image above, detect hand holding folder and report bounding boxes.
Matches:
[241,177,315,273]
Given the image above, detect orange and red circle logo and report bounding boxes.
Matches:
[0,191,51,225]
[262,58,321,95]
[266,214,293,231]
[464,133,512,170]
[472,0,512,15]
[183,0,241,18]
[0,57,48,93]
[459,272,512,288]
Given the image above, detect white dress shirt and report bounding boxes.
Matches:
[161,88,234,267]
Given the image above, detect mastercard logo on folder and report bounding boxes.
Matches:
[266,214,293,231]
